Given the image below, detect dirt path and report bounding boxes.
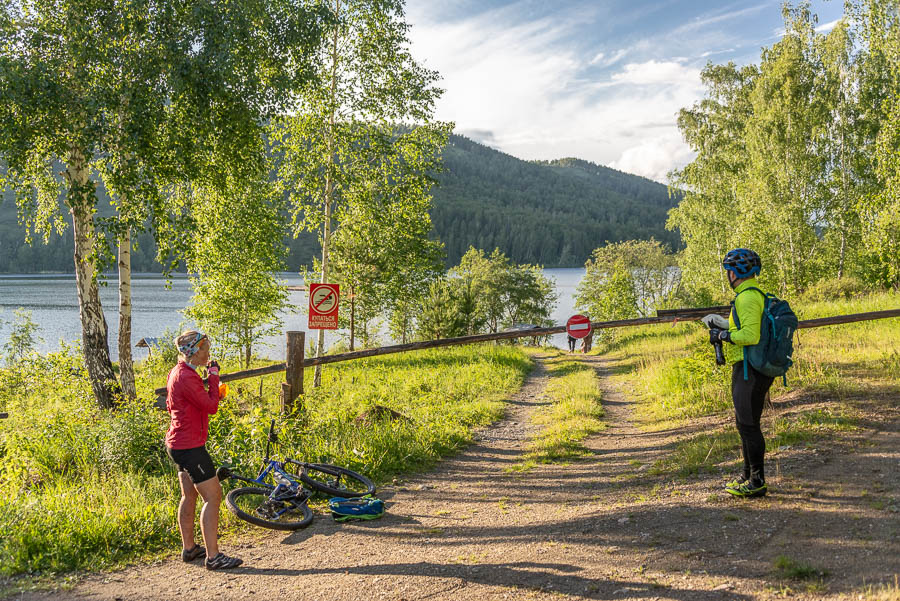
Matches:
[16,354,900,601]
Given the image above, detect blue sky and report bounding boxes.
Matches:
[405,0,846,182]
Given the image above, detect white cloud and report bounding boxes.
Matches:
[405,1,705,182]
[610,60,701,87]
[609,131,696,183]
[674,2,774,34]
[591,48,628,68]
[815,18,841,33]
[700,48,735,58]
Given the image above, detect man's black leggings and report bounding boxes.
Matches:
[731,361,775,483]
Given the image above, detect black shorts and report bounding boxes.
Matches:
[167,445,217,484]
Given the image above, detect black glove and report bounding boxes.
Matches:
[207,360,220,376]
[709,328,731,344]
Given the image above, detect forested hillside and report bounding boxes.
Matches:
[0,136,677,272]
[432,136,679,266]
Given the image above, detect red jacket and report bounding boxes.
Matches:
[165,361,220,450]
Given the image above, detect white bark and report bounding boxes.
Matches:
[313,0,342,388]
[66,147,121,409]
[118,227,136,399]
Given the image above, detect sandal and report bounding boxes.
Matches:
[205,552,243,571]
[181,544,205,562]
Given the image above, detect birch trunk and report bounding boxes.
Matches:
[66,148,121,409]
[349,285,355,351]
[313,0,341,388]
[245,324,252,369]
[118,227,136,399]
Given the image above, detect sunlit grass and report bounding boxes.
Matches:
[511,351,605,471]
[651,406,859,477]
[856,576,900,601]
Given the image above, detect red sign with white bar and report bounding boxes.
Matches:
[566,314,592,339]
[308,283,340,330]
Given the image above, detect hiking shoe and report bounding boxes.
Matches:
[725,475,750,490]
[205,553,243,570]
[726,480,768,498]
[181,545,205,562]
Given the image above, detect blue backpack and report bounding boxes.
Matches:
[329,496,385,522]
[732,287,798,383]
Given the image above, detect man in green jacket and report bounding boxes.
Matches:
[702,248,774,498]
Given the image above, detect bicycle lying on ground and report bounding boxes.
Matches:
[217,420,375,530]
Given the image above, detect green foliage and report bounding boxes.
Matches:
[799,276,869,302]
[577,261,639,327]
[2,309,42,366]
[324,124,450,350]
[432,137,681,267]
[183,176,289,368]
[0,344,531,576]
[669,1,900,296]
[1,133,681,274]
[575,240,679,327]
[416,248,558,341]
[0,0,329,407]
[773,555,829,580]
[415,279,468,340]
[273,0,449,363]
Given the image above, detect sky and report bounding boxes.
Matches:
[404,0,847,183]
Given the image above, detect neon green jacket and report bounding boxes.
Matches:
[726,278,765,364]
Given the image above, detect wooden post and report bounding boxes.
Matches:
[283,331,305,413]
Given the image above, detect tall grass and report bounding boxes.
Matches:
[0,344,532,576]
[513,351,605,470]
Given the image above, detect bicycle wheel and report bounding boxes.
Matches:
[225,487,313,530]
[288,461,375,498]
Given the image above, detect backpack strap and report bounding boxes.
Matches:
[732,286,766,381]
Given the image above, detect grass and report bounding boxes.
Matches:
[772,554,829,580]
[0,343,532,577]
[511,350,605,471]
[856,576,900,601]
[651,406,859,477]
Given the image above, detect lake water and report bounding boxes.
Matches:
[0,268,586,359]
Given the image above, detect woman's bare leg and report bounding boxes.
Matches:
[176,471,199,550]
[194,476,223,558]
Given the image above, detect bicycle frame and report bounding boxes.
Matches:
[253,459,301,489]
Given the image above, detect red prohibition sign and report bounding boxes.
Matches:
[310,284,338,314]
[566,314,592,339]
[308,283,340,330]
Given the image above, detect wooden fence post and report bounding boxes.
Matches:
[283,331,305,414]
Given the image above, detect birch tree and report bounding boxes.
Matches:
[0,0,327,408]
[856,0,900,287]
[184,175,289,369]
[274,0,448,385]
[668,62,758,299]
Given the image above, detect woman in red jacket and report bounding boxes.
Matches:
[165,330,242,570]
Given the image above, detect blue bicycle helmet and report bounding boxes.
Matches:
[723,248,761,278]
